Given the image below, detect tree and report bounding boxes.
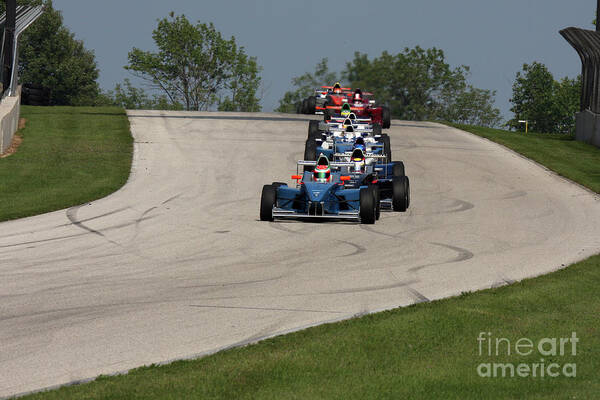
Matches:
[17,0,101,105]
[343,47,501,126]
[126,13,261,112]
[553,76,581,134]
[218,51,261,112]
[275,58,338,113]
[104,79,183,110]
[508,62,580,133]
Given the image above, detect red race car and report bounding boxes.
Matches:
[322,88,391,129]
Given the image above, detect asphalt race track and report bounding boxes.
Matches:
[1,111,599,397]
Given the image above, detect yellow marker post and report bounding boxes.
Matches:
[518,120,528,133]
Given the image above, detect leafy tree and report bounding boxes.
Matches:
[275,58,338,113]
[553,76,581,134]
[17,0,101,105]
[104,79,183,110]
[508,62,580,133]
[218,51,261,112]
[342,47,501,126]
[126,13,261,112]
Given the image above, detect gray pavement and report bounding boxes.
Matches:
[1,111,599,398]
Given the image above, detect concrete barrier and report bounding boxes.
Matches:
[576,109,600,148]
[0,86,21,155]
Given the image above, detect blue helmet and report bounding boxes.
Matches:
[353,137,366,152]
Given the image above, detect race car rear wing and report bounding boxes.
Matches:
[333,152,387,159]
[297,160,355,167]
[321,85,353,91]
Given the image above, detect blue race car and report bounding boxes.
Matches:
[260,155,379,224]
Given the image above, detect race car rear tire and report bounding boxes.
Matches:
[307,96,316,114]
[301,99,308,114]
[382,135,392,163]
[308,120,320,139]
[373,123,382,136]
[260,185,277,221]
[382,106,391,129]
[303,138,317,172]
[372,185,381,220]
[392,176,410,212]
[360,186,376,224]
[392,161,405,177]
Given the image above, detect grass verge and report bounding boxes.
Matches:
[445,123,600,193]
[0,106,132,222]
[16,122,600,399]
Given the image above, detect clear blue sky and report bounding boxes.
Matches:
[53,0,594,118]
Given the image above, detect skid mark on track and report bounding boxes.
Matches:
[337,240,367,257]
[318,279,419,295]
[189,304,343,314]
[162,193,183,205]
[177,275,285,290]
[498,190,527,200]
[405,287,430,303]
[408,242,474,273]
[413,198,474,216]
[66,206,114,243]
[359,224,397,238]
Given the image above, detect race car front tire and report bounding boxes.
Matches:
[382,135,392,163]
[382,106,391,129]
[260,185,277,221]
[308,120,320,139]
[307,96,317,114]
[392,161,405,177]
[392,176,410,212]
[373,123,382,136]
[360,186,376,224]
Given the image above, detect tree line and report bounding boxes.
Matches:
[8,1,582,131]
[276,48,503,128]
[10,1,262,112]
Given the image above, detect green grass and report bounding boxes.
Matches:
[0,106,132,222]
[14,120,600,399]
[446,123,600,193]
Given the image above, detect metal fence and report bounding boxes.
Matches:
[0,4,44,97]
[560,27,600,114]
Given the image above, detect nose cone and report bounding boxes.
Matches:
[303,181,331,202]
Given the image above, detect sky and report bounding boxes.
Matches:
[53,0,595,119]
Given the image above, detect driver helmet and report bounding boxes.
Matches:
[350,148,366,172]
[313,164,331,183]
[348,113,357,120]
[344,125,355,138]
[354,137,366,152]
[333,82,342,94]
[353,89,363,103]
[342,118,353,130]
[341,103,351,117]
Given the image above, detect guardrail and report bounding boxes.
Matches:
[0,85,20,154]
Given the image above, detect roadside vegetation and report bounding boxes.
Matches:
[276,51,502,128]
[0,106,132,222]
